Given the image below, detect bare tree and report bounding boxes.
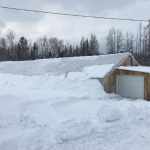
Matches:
[5,29,16,60]
[90,33,99,55]
[116,29,124,53]
[106,27,118,54]
[139,22,142,55]
[106,28,113,54]
[49,37,64,58]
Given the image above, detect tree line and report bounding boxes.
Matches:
[0,31,99,61]
[106,23,150,66]
[0,22,150,66]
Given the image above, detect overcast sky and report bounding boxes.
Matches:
[0,0,149,52]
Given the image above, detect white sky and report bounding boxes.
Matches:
[0,0,149,53]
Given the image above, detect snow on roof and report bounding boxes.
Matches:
[0,53,131,78]
[84,64,115,78]
[118,66,150,73]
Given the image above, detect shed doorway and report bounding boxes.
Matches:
[116,75,144,99]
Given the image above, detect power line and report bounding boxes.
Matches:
[0,5,149,22]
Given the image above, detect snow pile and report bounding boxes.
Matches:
[0,73,150,150]
[98,106,122,122]
[0,73,106,98]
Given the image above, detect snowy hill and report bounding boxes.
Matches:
[0,57,150,150]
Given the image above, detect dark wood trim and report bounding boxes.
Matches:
[144,73,148,100]
[113,71,117,93]
[148,74,150,101]
[106,76,111,93]
[117,69,145,76]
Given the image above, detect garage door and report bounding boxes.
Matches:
[117,75,144,99]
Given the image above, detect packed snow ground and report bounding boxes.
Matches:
[0,66,150,149]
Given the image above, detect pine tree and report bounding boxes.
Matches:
[17,43,22,61]
[86,38,90,56]
[18,37,28,60]
[80,37,85,56]
[69,45,72,57]
[33,42,38,59]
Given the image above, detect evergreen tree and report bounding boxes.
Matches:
[86,38,90,56]
[80,37,85,56]
[17,43,22,61]
[33,42,38,59]
[18,37,28,60]
[69,45,73,57]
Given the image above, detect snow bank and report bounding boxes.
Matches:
[0,73,150,149]
[0,73,106,99]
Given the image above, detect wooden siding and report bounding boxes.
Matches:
[144,73,148,100]
[148,74,150,101]
[113,70,117,93]
[130,56,133,66]
[117,69,145,76]
[106,76,111,93]
[121,59,127,66]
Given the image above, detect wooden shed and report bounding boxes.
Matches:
[103,53,150,101]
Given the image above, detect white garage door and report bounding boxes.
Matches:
[117,75,144,99]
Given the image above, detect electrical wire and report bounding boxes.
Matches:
[0,5,149,22]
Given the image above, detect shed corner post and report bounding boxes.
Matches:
[144,73,148,100]
[106,76,111,93]
[148,74,150,101]
[114,70,117,93]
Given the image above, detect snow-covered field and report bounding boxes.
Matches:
[0,59,150,150]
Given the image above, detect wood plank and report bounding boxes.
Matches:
[130,56,133,66]
[106,76,111,93]
[117,69,145,76]
[106,76,109,93]
[121,59,127,66]
[114,71,117,93]
[148,74,150,101]
[144,73,148,100]
[108,76,111,93]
